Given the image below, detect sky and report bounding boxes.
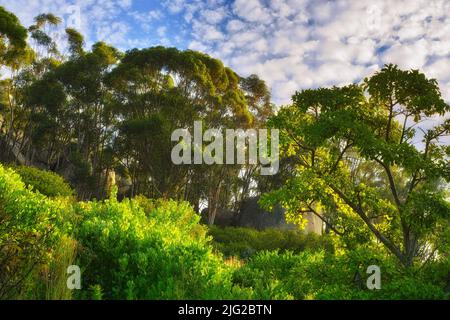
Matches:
[1,0,450,107]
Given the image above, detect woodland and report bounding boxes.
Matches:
[0,7,449,300]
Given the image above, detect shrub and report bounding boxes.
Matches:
[0,164,75,299]
[233,247,449,300]
[0,167,252,300]
[11,165,74,197]
[74,193,252,299]
[208,226,334,259]
[2,163,447,300]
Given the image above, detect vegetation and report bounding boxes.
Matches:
[261,66,450,268]
[0,164,247,299]
[2,164,448,300]
[10,165,74,197]
[208,226,334,259]
[234,249,449,300]
[74,195,249,299]
[0,7,449,300]
[0,165,74,299]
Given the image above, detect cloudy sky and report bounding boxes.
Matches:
[1,0,450,105]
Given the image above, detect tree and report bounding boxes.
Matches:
[25,41,121,198]
[107,47,254,220]
[1,9,260,206]
[234,74,276,210]
[0,7,34,165]
[261,64,450,267]
[240,74,273,126]
[28,13,61,60]
[65,28,85,57]
[0,6,28,66]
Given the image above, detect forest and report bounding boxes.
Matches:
[0,6,449,300]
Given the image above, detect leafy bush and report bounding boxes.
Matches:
[208,226,334,259]
[0,164,75,299]
[0,166,252,300]
[11,165,74,197]
[1,163,447,300]
[233,247,449,300]
[74,192,252,299]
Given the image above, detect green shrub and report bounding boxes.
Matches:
[11,165,74,197]
[2,163,447,300]
[74,193,252,299]
[233,247,449,300]
[208,226,334,259]
[0,164,75,299]
[0,166,252,300]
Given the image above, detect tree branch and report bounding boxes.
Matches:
[374,158,402,209]
[306,204,345,236]
[328,183,405,264]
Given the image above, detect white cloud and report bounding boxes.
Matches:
[96,21,130,45]
[381,39,429,70]
[233,0,271,23]
[163,0,185,14]
[425,59,450,83]
[130,10,163,31]
[200,8,227,24]
[117,0,132,9]
[2,0,450,106]
[226,19,246,32]
[440,83,450,102]
[156,26,167,37]
[178,0,450,104]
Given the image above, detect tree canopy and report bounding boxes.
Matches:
[261,64,450,267]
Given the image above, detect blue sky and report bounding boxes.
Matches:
[1,0,450,107]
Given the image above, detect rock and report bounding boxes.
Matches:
[236,197,297,230]
[200,207,236,226]
[202,196,323,234]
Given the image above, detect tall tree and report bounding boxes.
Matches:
[261,64,450,267]
[107,47,253,217]
[25,41,121,198]
[0,7,34,164]
[0,6,28,66]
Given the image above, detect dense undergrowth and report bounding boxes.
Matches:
[1,164,448,300]
[208,226,335,259]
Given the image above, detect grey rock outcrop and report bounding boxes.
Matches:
[202,196,323,234]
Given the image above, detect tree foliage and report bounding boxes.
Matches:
[262,64,450,267]
[0,6,449,300]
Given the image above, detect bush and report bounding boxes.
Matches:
[208,226,334,259]
[0,166,252,300]
[0,164,75,299]
[74,193,252,299]
[2,163,447,300]
[232,247,449,300]
[11,165,74,197]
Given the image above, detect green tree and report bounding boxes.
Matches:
[0,6,28,67]
[261,64,450,267]
[65,28,84,57]
[0,7,35,165]
[25,41,121,198]
[107,47,253,217]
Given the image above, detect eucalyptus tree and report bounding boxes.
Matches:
[262,64,450,267]
[24,41,122,198]
[240,74,273,126]
[28,13,61,59]
[0,6,28,66]
[0,6,34,163]
[1,9,70,168]
[231,74,276,210]
[65,28,84,57]
[107,47,253,218]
